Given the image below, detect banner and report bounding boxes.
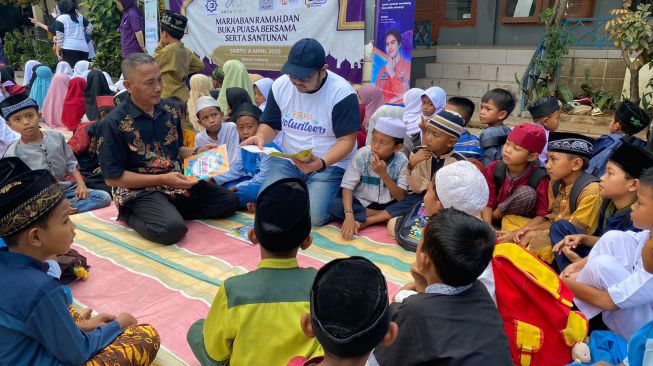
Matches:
[372,0,416,104]
[143,0,159,55]
[168,0,365,83]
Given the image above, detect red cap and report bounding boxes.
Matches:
[508,123,547,154]
[96,96,115,109]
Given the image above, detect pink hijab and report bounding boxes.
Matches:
[41,73,70,128]
[357,84,385,127]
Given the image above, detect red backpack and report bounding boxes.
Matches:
[492,243,588,366]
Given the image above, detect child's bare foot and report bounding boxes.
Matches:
[246,202,256,214]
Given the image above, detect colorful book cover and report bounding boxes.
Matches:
[241,145,313,162]
[226,224,254,245]
[183,145,230,180]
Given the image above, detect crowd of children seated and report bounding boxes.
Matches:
[4,32,653,365]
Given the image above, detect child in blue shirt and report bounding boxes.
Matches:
[450,96,483,161]
[478,88,514,166]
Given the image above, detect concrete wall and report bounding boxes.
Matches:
[438,0,621,46]
[559,49,626,98]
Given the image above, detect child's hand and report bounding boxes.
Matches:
[341,215,359,241]
[370,154,387,176]
[553,234,584,254]
[561,245,582,262]
[517,230,538,248]
[228,186,238,192]
[410,262,428,294]
[160,172,197,190]
[74,183,89,200]
[78,313,117,331]
[116,313,137,329]
[419,116,428,133]
[409,149,431,169]
[496,230,518,243]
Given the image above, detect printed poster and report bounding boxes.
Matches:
[144,0,159,55]
[372,0,416,104]
[168,0,365,83]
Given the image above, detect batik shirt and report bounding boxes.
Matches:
[99,96,186,206]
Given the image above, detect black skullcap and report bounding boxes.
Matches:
[609,140,653,178]
[615,100,651,135]
[0,157,30,186]
[528,95,561,120]
[254,178,311,252]
[311,257,389,358]
[548,131,595,159]
[232,102,262,121]
[0,164,64,236]
[160,10,187,40]
[0,93,38,120]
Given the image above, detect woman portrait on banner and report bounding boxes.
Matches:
[375,29,410,104]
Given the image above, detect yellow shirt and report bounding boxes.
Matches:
[547,180,602,234]
[203,258,322,366]
[154,41,204,102]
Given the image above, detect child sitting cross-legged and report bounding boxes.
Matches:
[287,257,399,366]
[553,141,653,264]
[328,117,408,240]
[0,158,160,365]
[482,123,550,243]
[369,208,512,365]
[561,167,653,341]
[186,178,322,365]
[1,94,111,214]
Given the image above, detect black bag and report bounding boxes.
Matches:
[394,200,430,252]
[56,248,90,284]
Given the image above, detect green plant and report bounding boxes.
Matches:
[557,85,574,105]
[3,29,55,70]
[81,0,122,76]
[537,8,573,93]
[579,68,618,111]
[0,0,38,5]
[605,3,653,106]
[641,77,653,113]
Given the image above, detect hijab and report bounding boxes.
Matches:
[422,86,447,118]
[22,60,40,86]
[57,0,80,23]
[217,60,254,113]
[0,66,26,96]
[84,70,115,121]
[62,77,87,131]
[42,73,70,128]
[253,77,273,109]
[226,87,252,122]
[103,72,117,92]
[27,62,43,92]
[357,84,385,128]
[115,74,126,92]
[28,66,53,110]
[187,74,212,132]
[73,60,91,79]
[55,61,73,77]
[402,88,425,136]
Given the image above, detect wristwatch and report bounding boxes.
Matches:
[344,208,354,215]
[317,158,327,173]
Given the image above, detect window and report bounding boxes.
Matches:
[442,0,477,26]
[500,0,595,24]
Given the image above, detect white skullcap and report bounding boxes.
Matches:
[374,117,407,139]
[195,96,220,116]
[435,161,489,217]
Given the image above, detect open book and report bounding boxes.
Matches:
[183,145,230,180]
[241,145,313,162]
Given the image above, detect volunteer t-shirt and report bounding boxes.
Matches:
[261,70,359,169]
[55,14,92,52]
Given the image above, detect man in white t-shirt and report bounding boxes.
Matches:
[242,38,359,226]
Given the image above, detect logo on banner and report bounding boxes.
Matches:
[205,0,218,15]
[305,0,327,8]
[259,0,274,10]
[278,0,302,8]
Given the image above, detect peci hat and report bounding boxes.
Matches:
[528,95,561,120]
[0,161,65,236]
[195,96,221,117]
[427,109,465,139]
[609,140,653,179]
[435,161,489,217]
[160,10,187,40]
[374,117,407,139]
[0,93,38,120]
[232,102,262,121]
[254,178,311,252]
[211,66,225,83]
[508,123,547,154]
[281,38,326,80]
[0,157,30,185]
[548,131,594,159]
[311,256,389,358]
[614,100,651,135]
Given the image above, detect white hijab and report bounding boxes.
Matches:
[55,61,73,77]
[23,60,40,86]
[402,88,425,136]
[114,74,126,92]
[73,60,91,79]
[103,72,117,92]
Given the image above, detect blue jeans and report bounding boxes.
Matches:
[550,220,590,272]
[64,185,112,213]
[260,158,345,226]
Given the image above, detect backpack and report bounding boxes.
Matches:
[492,161,548,197]
[492,243,588,366]
[480,126,511,162]
[394,200,429,252]
[586,134,622,178]
[552,173,598,214]
[56,248,90,285]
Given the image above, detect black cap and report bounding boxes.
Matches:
[160,10,187,40]
[527,95,561,120]
[615,100,651,135]
[0,157,30,185]
[0,93,38,120]
[233,102,262,121]
[548,131,594,159]
[254,178,311,252]
[311,257,389,358]
[609,140,653,178]
[281,38,326,79]
[0,166,64,236]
